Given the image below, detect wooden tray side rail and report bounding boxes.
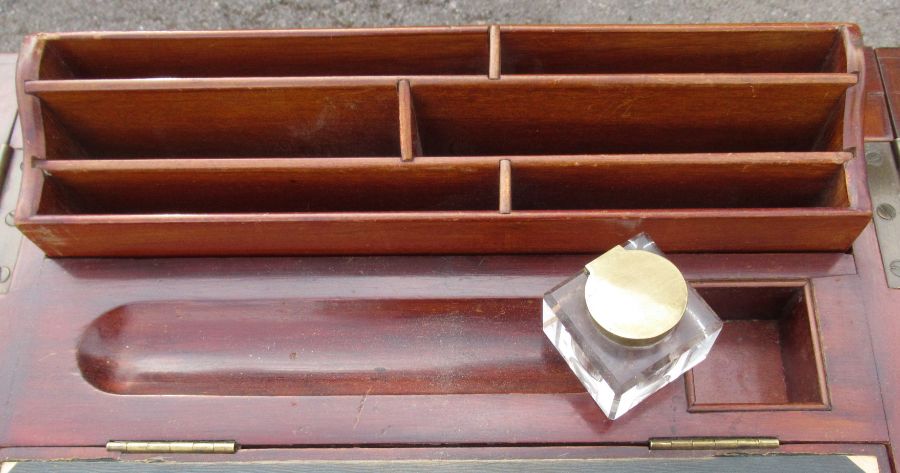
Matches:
[13,24,871,256]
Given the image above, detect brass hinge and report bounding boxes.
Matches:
[106,440,238,454]
[649,437,779,450]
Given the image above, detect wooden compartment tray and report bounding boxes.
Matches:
[13,24,871,256]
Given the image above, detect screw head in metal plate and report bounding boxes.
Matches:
[890,260,900,278]
[584,246,688,346]
[865,150,883,165]
[876,203,897,220]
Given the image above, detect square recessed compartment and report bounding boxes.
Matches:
[685,282,828,411]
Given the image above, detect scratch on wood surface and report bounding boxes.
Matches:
[36,352,56,362]
[353,386,372,430]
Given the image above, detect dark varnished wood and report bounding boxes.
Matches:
[76,298,583,396]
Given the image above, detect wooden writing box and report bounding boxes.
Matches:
[2,24,900,471]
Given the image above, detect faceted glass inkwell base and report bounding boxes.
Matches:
[542,233,723,420]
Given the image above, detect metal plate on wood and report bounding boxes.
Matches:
[0,146,23,294]
[865,141,900,288]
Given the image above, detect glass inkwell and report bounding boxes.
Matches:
[542,233,723,420]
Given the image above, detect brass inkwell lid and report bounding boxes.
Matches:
[583,246,689,346]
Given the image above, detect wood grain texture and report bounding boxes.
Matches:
[24,74,855,157]
[877,48,900,132]
[498,159,510,213]
[33,27,491,79]
[407,75,854,156]
[76,298,583,396]
[31,153,850,214]
[397,79,418,161]
[863,49,894,141]
[32,82,403,158]
[488,25,500,79]
[16,208,871,256]
[499,25,844,74]
[13,26,870,256]
[0,455,881,472]
[3,28,897,468]
[0,444,890,467]
[835,25,870,214]
[687,283,828,411]
[856,48,900,473]
[0,239,886,447]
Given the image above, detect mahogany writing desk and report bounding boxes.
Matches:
[0,25,898,472]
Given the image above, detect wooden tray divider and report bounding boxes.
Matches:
[488,25,501,80]
[397,79,421,161]
[498,159,511,214]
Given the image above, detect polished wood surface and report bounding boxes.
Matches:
[686,283,827,411]
[0,240,887,447]
[34,27,491,79]
[499,25,845,74]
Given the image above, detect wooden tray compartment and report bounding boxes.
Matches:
[26,75,854,159]
[408,76,853,156]
[30,82,403,159]
[509,154,850,210]
[34,153,847,215]
[686,282,828,411]
[14,25,871,256]
[499,26,848,74]
[31,25,849,79]
[33,27,491,79]
[36,158,501,214]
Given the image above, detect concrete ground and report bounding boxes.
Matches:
[0,0,897,53]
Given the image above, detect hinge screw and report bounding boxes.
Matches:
[866,150,883,165]
[890,261,900,278]
[0,266,10,283]
[4,211,13,226]
[876,203,897,220]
